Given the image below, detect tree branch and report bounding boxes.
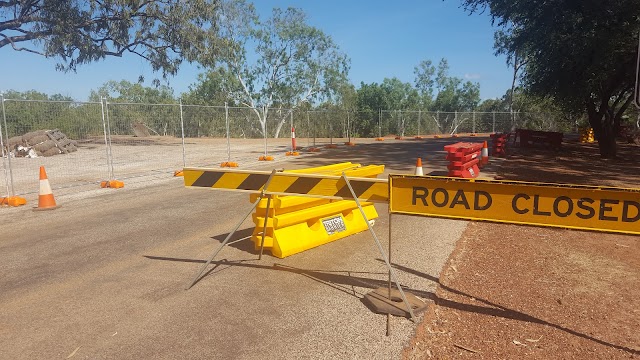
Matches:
[0,33,45,54]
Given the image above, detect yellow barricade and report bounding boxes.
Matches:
[250,162,384,258]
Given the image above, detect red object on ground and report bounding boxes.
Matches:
[514,129,563,149]
[490,133,509,157]
[443,142,483,178]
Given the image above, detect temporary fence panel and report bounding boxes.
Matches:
[228,106,265,162]
[0,107,11,200]
[515,112,574,133]
[307,110,330,147]
[180,104,231,167]
[261,107,290,157]
[307,110,346,147]
[1,99,106,195]
[379,111,394,137]
[104,102,182,180]
[352,110,380,139]
[290,107,311,147]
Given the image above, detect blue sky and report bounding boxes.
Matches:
[0,1,510,102]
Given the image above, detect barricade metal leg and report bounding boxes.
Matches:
[185,170,278,290]
[258,194,273,260]
[387,211,392,336]
[340,173,417,322]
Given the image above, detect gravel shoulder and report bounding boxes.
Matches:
[404,140,640,359]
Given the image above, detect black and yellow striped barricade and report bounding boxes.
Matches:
[249,162,384,258]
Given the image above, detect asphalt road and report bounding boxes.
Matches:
[0,137,496,359]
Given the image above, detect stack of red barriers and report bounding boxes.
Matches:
[443,142,483,178]
[490,133,509,157]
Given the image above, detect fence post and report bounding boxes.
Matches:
[418,109,421,137]
[100,97,114,181]
[472,111,476,134]
[0,93,14,198]
[225,102,231,163]
[263,106,268,157]
[454,111,458,135]
[492,111,496,133]
[179,100,186,168]
[347,110,351,143]
[306,110,310,147]
[310,111,316,147]
[378,109,382,138]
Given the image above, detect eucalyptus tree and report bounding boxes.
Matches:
[414,58,480,134]
[1,0,221,83]
[192,0,350,137]
[462,0,640,157]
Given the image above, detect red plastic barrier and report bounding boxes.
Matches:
[443,142,483,178]
[515,129,563,149]
[490,133,509,157]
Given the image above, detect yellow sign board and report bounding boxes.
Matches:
[184,167,388,202]
[389,175,640,235]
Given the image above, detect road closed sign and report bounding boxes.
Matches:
[389,175,640,235]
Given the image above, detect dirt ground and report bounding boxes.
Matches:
[404,139,640,359]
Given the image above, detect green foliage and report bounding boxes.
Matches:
[1,1,220,79]
[183,68,241,106]
[89,80,175,104]
[413,59,481,111]
[88,80,179,136]
[2,90,102,139]
[461,0,640,157]
[189,0,350,137]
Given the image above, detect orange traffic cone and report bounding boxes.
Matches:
[414,158,424,176]
[481,140,489,166]
[34,166,59,210]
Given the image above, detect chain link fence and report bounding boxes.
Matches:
[1,95,571,200]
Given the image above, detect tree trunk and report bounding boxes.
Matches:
[588,109,617,158]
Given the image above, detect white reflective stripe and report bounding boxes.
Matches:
[292,132,296,139]
[39,179,52,195]
[481,147,489,157]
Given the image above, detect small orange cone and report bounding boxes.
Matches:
[481,140,489,166]
[34,166,59,211]
[414,158,424,176]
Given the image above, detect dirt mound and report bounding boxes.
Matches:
[5,129,78,157]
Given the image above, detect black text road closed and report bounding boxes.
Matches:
[389,175,640,235]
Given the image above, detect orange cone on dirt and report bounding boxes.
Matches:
[35,166,58,210]
[414,158,424,176]
[481,140,489,166]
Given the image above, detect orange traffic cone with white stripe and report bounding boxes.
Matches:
[481,141,489,166]
[34,166,59,211]
[414,157,424,176]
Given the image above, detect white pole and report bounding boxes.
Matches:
[347,110,351,142]
[378,109,382,138]
[104,98,115,180]
[180,100,186,167]
[100,98,110,180]
[0,93,13,197]
[492,111,496,133]
[225,102,231,163]
[263,106,268,156]
[473,111,476,134]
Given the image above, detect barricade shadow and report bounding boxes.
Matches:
[211,227,256,253]
[143,254,436,301]
[382,260,640,356]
